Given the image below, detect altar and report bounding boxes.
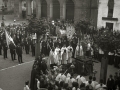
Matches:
[73,56,94,76]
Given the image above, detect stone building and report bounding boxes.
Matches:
[0,0,4,11]
[97,0,120,31]
[14,0,98,27]
[0,0,14,12]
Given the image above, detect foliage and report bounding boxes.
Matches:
[27,16,48,35]
[93,29,120,52]
[75,20,91,35]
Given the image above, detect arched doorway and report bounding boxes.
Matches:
[22,0,26,19]
[41,0,47,18]
[53,0,60,20]
[66,0,74,20]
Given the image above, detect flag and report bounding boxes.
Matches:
[5,29,16,47]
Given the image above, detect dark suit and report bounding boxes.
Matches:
[41,61,47,74]
[71,41,77,58]
[16,45,23,63]
[41,41,47,56]
[31,43,35,56]
[0,43,2,55]
[107,78,115,90]
[9,43,16,61]
[25,41,29,54]
[3,44,8,59]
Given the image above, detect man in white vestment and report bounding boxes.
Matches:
[75,43,84,58]
[67,44,73,63]
[54,46,61,64]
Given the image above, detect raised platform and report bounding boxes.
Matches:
[73,56,95,76]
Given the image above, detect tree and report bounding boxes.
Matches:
[93,28,120,84]
[75,20,91,35]
[27,16,48,59]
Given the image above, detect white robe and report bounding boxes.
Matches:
[76,75,82,88]
[48,50,55,65]
[55,73,62,82]
[61,47,68,64]
[75,45,84,58]
[62,51,68,64]
[61,74,66,82]
[56,52,62,65]
[61,47,67,54]
[67,46,73,63]
[54,47,60,64]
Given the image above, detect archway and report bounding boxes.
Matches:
[66,0,74,20]
[53,0,60,20]
[41,0,47,18]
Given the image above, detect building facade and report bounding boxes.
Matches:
[14,0,98,27]
[97,0,120,31]
[0,0,14,12]
[0,0,4,11]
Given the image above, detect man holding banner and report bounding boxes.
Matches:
[4,29,16,60]
[5,29,16,47]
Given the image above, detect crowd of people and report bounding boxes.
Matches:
[0,23,35,64]
[0,19,120,90]
[28,54,120,90]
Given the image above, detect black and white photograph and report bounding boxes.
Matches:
[0,0,120,90]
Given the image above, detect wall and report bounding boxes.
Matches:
[97,0,120,31]
[14,0,98,27]
[7,0,14,12]
[0,0,4,11]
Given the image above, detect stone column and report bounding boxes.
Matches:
[26,0,32,17]
[33,0,36,15]
[47,1,53,20]
[19,0,22,18]
[14,0,19,20]
[36,0,41,19]
[60,2,66,20]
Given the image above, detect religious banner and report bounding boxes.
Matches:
[66,26,75,39]
[32,33,37,39]
[59,29,66,37]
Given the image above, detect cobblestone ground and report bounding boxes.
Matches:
[0,49,34,90]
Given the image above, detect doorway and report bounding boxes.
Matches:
[106,22,113,31]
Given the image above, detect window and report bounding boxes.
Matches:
[108,9,113,17]
[108,0,114,18]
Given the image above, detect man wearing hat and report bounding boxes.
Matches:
[9,41,16,61]
[16,43,23,64]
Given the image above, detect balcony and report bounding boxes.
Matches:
[102,17,118,21]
